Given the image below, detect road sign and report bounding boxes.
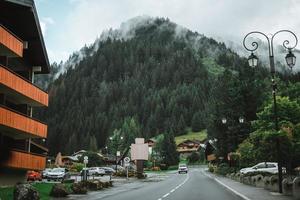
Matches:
[84,156,88,161]
[124,157,130,163]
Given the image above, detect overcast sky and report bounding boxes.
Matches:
[35,0,300,63]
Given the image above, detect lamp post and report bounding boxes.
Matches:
[243,30,297,193]
[109,136,123,172]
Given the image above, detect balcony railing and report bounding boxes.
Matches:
[0,24,23,57]
[0,64,48,107]
[3,150,46,171]
[0,105,47,138]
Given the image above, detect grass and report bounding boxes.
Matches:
[0,186,13,200]
[175,129,207,145]
[0,182,73,200]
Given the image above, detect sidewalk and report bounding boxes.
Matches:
[203,170,293,200]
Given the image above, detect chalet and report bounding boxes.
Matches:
[0,0,50,185]
[177,140,202,157]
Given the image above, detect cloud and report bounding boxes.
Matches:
[40,17,55,36]
[42,0,300,63]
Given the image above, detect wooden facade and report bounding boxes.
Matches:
[3,150,46,170]
[0,65,48,106]
[0,0,50,175]
[0,25,23,57]
[0,106,47,138]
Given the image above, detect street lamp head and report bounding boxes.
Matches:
[120,136,124,140]
[239,116,245,124]
[221,117,227,124]
[285,49,296,69]
[109,137,113,140]
[248,52,258,68]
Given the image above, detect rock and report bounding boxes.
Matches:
[269,175,279,192]
[293,177,300,200]
[71,182,87,194]
[255,175,264,188]
[282,178,293,196]
[263,176,271,190]
[13,183,39,200]
[50,183,69,197]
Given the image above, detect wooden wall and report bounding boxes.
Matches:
[0,25,23,57]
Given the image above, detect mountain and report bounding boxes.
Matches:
[35,16,275,155]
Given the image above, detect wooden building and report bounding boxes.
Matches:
[0,0,50,185]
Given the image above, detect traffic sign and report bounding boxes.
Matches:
[124,157,130,163]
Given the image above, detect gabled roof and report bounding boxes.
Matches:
[1,0,50,73]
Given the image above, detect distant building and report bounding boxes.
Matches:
[0,0,50,185]
[177,140,202,158]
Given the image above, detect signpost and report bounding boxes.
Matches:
[83,156,89,181]
[124,157,130,180]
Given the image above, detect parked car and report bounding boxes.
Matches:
[100,167,116,175]
[42,168,52,179]
[240,162,286,174]
[110,165,125,172]
[88,167,106,176]
[27,171,42,181]
[178,163,188,174]
[47,168,70,181]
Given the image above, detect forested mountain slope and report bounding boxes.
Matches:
[36,17,276,155]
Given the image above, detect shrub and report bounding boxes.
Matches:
[167,165,178,170]
[215,163,235,176]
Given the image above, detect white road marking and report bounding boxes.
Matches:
[201,169,252,200]
[157,171,190,200]
[163,193,170,198]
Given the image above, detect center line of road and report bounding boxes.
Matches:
[157,173,190,200]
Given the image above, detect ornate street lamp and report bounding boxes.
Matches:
[285,49,296,69]
[239,116,245,124]
[248,52,258,68]
[221,117,227,124]
[243,30,298,193]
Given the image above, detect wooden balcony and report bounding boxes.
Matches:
[0,24,23,57]
[0,64,48,107]
[3,150,46,171]
[0,106,47,139]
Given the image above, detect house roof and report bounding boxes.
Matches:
[1,0,50,73]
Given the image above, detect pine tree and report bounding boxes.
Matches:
[191,112,203,132]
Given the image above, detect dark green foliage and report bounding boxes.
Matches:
[187,152,200,163]
[161,132,179,166]
[191,112,203,132]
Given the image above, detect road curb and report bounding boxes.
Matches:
[202,170,251,200]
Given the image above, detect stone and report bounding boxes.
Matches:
[293,177,300,200]
[50,183,69,197]
[255,175,264,188]
[263,176,271,190]
[269,175,279,192]
[71,182,87,194]
[282,178,293,196]
[13,183,39,200]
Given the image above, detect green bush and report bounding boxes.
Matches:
[72,163,85,172]
[215,163,235,176]
[167,165,178,170]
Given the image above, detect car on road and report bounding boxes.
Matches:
[27,171,42,181]
[47,168,70,181]
[178,163,188,174]
[240,162,286,174]
[42,168,52,179]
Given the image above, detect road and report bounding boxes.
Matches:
[97,168,242,200]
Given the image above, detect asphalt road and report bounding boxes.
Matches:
[99,168,242,200]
